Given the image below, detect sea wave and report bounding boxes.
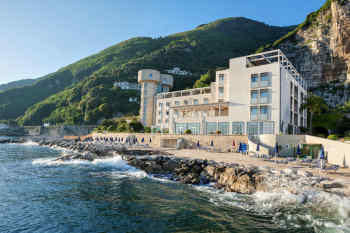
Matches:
[194,182,350,232]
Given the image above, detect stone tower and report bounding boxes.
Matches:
[138,69,161,127]
[138,69,173,127]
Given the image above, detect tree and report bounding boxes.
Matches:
[193,70,216,88]
[129,120,144,132]
[300,95,329,134]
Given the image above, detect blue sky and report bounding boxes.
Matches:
[0,0,325,84]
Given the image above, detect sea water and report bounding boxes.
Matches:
[0,143,349,233]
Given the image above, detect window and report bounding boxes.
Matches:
[251,74,259,88]
[206,122,217,134]
[218,122,229,135]
[175,101,180,106]
[165,119,169,123]
[232,122,244,135]
[163,86,169,92]
[219,87,224,97]
[260,89,271,104]
[159,102,163,108]
[203,98,209,104]
[166,111,169,116]
[250,107,259,120]
[260,122,274,134]
[166,102,170,107]
[260,73,271,87]
[193,99,199,105]
[260,106,271,120]
[184,100,188,105]
[218,74,225,85]
[251,91,259,104]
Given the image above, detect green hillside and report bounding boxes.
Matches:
[0,79,37,92]
[0,17,295,125]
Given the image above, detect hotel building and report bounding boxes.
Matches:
[138,50,308,135]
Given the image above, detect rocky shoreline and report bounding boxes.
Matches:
[31,138,350,198]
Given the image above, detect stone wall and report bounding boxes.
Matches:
[305,135,350,167]
[253,134,350,167]
[92,133,248,152]
[25,126,96,137]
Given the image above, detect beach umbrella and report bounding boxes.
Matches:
[274,143,279,154]
[238,143,242,153]
[256,143,260,152]
[319,147,325,159]
[141,138,144,143]
[232,140,235,147]
[197,140,200,148]
[210,140,214,147]
[149,138,152,143]
[296,144,301,157]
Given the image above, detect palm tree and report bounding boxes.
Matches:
[300,95,329,134]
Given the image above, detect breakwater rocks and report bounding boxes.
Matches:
[35,139,349,197]
[37,139,267,194]
[124,154,266,194]
[0,137,25,144]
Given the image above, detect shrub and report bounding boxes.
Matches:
[328,134,339,140]
[128,120,144,132]
[344,137,350,141]
[184,129,192,134]
[144,127,151,133]
[162,128,169,134]
[216,130,221,134]
[107,125,117,132]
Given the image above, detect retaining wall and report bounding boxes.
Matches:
[92,133,248,152]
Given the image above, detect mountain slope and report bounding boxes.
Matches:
[258,0,350,88]
[0,79,37,92]
[1,17,295,125]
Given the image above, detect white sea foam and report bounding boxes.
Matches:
[22,140,39,146]
[193,179,350,232]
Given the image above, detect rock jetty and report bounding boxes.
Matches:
[35,139,349,197]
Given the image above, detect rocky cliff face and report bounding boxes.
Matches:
[278,0,350,88]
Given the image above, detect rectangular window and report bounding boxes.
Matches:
[219,87,224,97]
[260,73,271,87]
[250,107,259,121]
[260,89,271,104]
[184,100,188,105]
[166,102,170,107]
[232,122,244,135]
[203,98,209,104]
[260,106,271,120]
[251,91,259,104]
[251,74,259,88]
[218,74,225,85]
[193,99,199,105]
[218,122,229,135]
[175,101,180,106]
[247,122,259,135]
[206,122,217,134]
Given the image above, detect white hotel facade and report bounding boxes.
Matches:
[138,50,308,136]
